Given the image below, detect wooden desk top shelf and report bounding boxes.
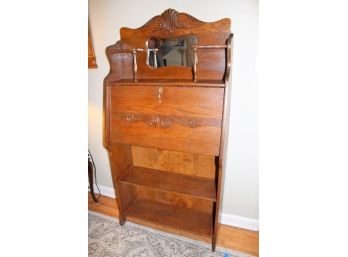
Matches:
[104,9,233,251]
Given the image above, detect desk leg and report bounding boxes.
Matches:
[88,160,98,202]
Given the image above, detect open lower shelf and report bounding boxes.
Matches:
[126,198,213,237]
[120,166,216,201]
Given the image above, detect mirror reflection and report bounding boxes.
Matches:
[147,35,198,68]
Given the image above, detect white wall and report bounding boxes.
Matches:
[89,0,258,221]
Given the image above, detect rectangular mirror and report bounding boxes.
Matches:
[147,35,198,68]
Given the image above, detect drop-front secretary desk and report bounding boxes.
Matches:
[103,9,233,251]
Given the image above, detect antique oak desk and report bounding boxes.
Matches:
[104,9,233,251]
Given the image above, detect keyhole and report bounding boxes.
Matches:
[158,87,163,103]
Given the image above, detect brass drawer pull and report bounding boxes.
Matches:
[158,87,163,103]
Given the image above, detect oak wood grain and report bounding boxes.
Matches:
[135,187,214,214]
[126,198,213,237]
[109,85,223,155]
[132,146,216,178]
[119,166,216,201]
[110,86,224,118]
[213,34,234,250]
[107,143,135,224]
[110,120,221,155]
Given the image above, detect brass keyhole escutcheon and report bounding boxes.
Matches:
[158,87,163,103]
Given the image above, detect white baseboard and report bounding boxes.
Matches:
[90,184,116,198]
[221,213,259,231]
[90,185,259,231]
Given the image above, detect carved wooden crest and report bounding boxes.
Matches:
[144,9,204,33]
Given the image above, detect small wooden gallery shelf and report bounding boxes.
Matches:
[104,9,233,251]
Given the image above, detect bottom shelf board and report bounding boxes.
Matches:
[126,199,213,237]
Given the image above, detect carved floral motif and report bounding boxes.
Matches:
[122,113,196,129]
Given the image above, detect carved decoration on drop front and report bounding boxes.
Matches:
[121,113,197,129]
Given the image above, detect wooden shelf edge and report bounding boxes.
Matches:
[119,166,217,201]
[108,80,225,87]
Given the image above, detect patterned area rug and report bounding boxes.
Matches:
[88,211,255,257]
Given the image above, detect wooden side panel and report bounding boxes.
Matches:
[212,34,234,251]
[107,143,136,224]
[132,146,215,179]
[108,143,133,179]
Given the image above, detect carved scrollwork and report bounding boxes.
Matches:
[141,9,204,34]
[148,115,172,128]
[157,9,181,33]
[121,113,198,129]
[124,114,137,123]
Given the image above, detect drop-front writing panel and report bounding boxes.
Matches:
[109,85,224,155]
